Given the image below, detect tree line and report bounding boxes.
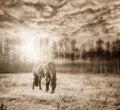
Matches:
[0,36,120,73]
[52,37,120,74]
[81,39,120,74]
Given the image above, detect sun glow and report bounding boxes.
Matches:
[20,43,39,63]
[10,26,56,63]
[17,29,53,63]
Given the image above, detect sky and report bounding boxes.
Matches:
[0,0,120,43]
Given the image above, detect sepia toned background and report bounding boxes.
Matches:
[0,0,120,110]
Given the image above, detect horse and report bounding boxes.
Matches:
[32,62,56,94]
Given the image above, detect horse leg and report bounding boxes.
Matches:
[32,82,34,90]
[38,77,42,90]
[51,81,54,94]
[51,79,56,94]
[46,77,50,92]
[32,76,36,90]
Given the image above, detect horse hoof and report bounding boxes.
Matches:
[46,89,49,92]
[51,91,54,94]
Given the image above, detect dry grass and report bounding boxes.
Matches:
[0,73,120,110]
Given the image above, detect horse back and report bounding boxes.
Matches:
[32,64,38,76]
[42,63,56,78]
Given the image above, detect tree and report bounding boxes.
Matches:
[96,39,104,73]
[112,39,120,73]
[70,39,77,62]
[87,40,95,72]
[58,39,63,64]
[52,41,58,58]
[104,41,111,73]
[116,39,120,73]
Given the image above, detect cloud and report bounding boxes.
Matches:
[0,0,120,44]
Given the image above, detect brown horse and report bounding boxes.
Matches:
[32,63,56,93]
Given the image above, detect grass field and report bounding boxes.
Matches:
[0,73,120,110]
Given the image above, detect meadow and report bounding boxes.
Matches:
[0,73,120,110]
